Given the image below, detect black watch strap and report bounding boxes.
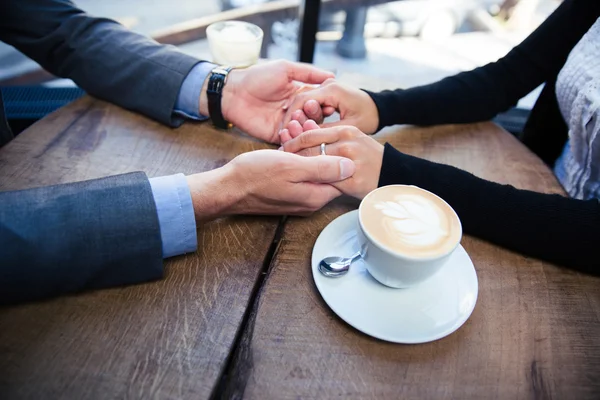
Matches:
[207,66,233,129]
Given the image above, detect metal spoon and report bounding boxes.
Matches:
[319,250,363,277]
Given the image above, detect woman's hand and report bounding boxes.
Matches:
[281,120,384,199]
[281,79,380,137]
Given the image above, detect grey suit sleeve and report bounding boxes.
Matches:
[0,0,201,127]
[0,172,164,305]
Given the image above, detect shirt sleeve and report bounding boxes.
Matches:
[149,174,198,258]
[173,61,216,120]
[378,143,599,273]
[364,0,600,130]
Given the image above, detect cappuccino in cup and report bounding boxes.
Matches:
[358,185,462,288]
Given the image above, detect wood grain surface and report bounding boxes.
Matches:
[232,123,600,399]
[2,96,599,400]
[0,97,279,399]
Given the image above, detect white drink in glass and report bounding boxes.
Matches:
[206,21,264,67]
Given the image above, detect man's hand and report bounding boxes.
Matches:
[185,150,355,222]
[200,60,334,144]
[281,79,380,137]
[281,121,383,199]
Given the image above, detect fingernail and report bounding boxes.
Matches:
[278,146,283,151]
[339,159,355,180]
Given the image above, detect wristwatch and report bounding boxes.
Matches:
[207,66,233,129]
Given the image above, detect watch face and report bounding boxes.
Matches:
[208,72,227,93]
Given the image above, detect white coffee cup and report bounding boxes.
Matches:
[357,185,462,288]
[206,21,264,67]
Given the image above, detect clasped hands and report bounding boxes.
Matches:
[188,61,385,222]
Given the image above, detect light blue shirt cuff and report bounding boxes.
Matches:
[149,174,197,258]
[174,62,216,120]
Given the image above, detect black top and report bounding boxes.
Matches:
[378,145,598,273]
[368,0,600,165]
[367,0,600,273]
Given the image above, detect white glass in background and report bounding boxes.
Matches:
[206,21,263,67]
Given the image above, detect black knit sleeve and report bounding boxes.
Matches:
[365,0,600,131]
[378,144,599,273]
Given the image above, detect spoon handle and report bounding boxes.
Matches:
[349,250,362,262]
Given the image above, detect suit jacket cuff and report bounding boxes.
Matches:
[174,62,216,120]
[149,174,198,258]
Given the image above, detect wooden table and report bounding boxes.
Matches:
[1,97,599,400]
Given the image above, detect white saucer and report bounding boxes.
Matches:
[312,210,478,344]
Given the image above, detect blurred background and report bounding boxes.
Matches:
[0,0,561,131]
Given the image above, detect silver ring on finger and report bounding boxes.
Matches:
[320,142,327,156]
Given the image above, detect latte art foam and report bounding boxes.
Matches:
[360,186,461,258]
[375,196,449,248]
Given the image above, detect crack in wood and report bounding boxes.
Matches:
[210,216,288,400]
